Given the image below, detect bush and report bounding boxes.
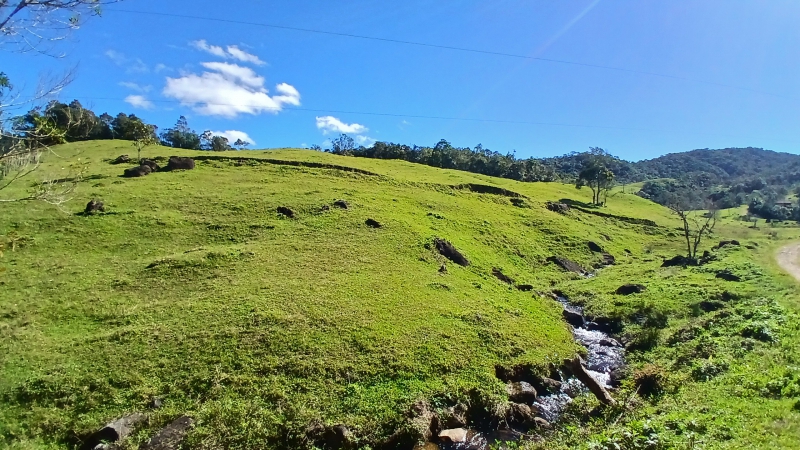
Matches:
[691,360,729,381]
[634,364,669,397]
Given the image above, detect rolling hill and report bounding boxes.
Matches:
[1,141,799,450]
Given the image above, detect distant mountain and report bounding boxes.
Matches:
[630,147,800,184]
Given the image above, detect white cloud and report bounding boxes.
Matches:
[191,40,265,66]
[119,82,152,93]
[315,116,368,135]
[154,63,171,73]
[355,135,376,146]
[163,62,300,118]
[125,95,154,109]
[210,130,255,145]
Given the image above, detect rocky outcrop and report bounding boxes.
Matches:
[546,256,586,275]
[166,156,195,171]
[434,238,469,267]
[81,413,147,450]
[111,154,131,164]
[140,159,160,171]
[546,201,570,214]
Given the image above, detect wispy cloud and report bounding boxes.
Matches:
[105,49,149,73]
[124,94,154,109]
[119,81,152,93]
[355,135,376,146]
[191,40,266,66]
[315,116,368,135]
[210,130,255,145]
[163,62,300,118]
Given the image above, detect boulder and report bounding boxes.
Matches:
[536,377,563,395]
[506,381,538,403]
[716,271,741,282]
[601,253,616,265]
[546,201,570,214]
[714,240,740,250]
[84,199,105,214]
[140,159,160,171]
[81,413,147,450]
[533,417,551,429]
[661,255,694,267]
[277,206,295,218]
[587,241,604,253]
[516,284,534,292]
[546,256,586,275]
[506,403,536,427]
[166,156,195,171]
[615,284,646,295]
[123,165,152,177]
[433,238,469,267]
[365,218,382,228]
[562,309,585,328]
[111,154,131,164]
[333,199,349,209]
[140,416,193,450]
[438,428,468,443]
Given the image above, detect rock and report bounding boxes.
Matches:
[588,241,604,253]
[81,413,147,450]
[320,205,331,212]
[599,338,621,347]
[438,428,468,443]
[609,366,630,388]
[84,199,105,214]
[586,316,624,334]
[438,264,447,274]
[111,155,131,164]
[365,218,382,228]
[333,199,349,209]
[277,206,295,218]
[149,397,163,409]
[536,377,563,395]
[510,198,527,208]
[562,309,585,328]
[506,381,538,403]
[165,156,195,171]
[716,271,741,282]
[408,401,439,443]
[516,284,534,292]
[440,403,468,428]
[661,255,695,267]
[433,238,470,267]
[546,201,570,213]
[546,256,586,275]
[601,253,616,266]
[506,402,536,427]
[123,165,152,177]
[564,357,616,406]
[616,284,646,295]
[492,267,514,284]
[533,417,551,429]
[139,416,193,450]
[714,240,740,250]
[140,159,160,171]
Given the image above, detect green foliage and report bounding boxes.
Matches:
[160,116,201,150]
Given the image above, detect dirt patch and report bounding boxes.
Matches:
[434,238,469,266]
[776,243,800,282]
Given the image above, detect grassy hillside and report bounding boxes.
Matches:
[1,141,799,450]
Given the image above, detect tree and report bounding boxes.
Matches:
[200,131,231,151]
[668,197,718,259]
[129,120,157,161]
[576,148,615,205]
[331,134,355,154]
[160,116,201,150]
[232,138,249,150]
[1,0,115,54]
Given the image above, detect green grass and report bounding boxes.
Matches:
[0,141,798,449]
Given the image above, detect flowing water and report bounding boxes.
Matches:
[425,296,626,450]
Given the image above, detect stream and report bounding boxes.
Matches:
[429,296,626,450]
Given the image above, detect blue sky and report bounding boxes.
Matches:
[4,0,800,160]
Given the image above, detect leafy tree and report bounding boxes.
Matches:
[575,147,615,205]
[129,120,158,161]
[331,134,355,154]
[233,138,249,150]
[160,116,201,150]
[200,131,231,151]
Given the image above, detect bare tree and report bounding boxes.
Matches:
[1,0,116,55]
[668,201,718,260]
